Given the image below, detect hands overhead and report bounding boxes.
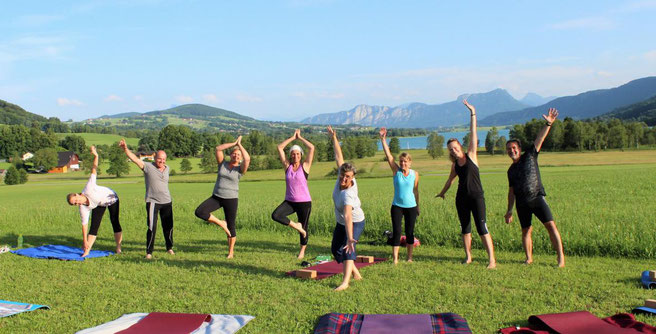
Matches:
[90,145,98,156]
[327,125,336,137]
[463,99,475,115]
[543,108,559,124]
[379,127,387,139]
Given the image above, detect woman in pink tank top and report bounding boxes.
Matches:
[271,129,315,259]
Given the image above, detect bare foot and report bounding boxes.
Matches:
[227,253,234,259]
[487,262,497,269]
[353,274,363,281]
[297,251,305,260]
[334,284,349,291]
[115,246,122,254]
[290,222,307,239]
[393,259,399,265]
[215,220,231,237]
[407,259,413,263]
[461,258,472,264]
[557,258,565,268]
[524,259,533,265]
[81,250,90,257]
[145,254,153,260]
[167,249,175,255]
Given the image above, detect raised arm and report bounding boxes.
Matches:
[534,108,559,152]
[277,133,296,169]
[505,187,515,224]
[327,126,344,168]
[436,163,457,199]
[119,139,145,170]
[236,136,250,174]
[215,140,237,165]
[90,145,99,175]
[379,127,399,174]
[297,130,315,172]
[463,99,478,162]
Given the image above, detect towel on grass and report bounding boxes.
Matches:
[314,313,471,334]
[499,311,656,334]
[11,245,114,261]
[0,300,49,318]
[76,313,254,334]
[286,258,386,280]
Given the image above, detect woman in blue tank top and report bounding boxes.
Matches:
[379,127,420,264]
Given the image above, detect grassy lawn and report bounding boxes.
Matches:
[55,133,139,147]
[1,150,655,332]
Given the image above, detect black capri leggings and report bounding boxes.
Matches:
[271,200,312,245]
[89,200,121,236]
[195,195,238,237]
[455,195,488,235]
[390,205,418,246]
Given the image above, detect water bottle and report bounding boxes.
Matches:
[17,234,23,248]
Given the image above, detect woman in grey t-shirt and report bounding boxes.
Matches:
[194,136,250,259]
[327,126,365,291]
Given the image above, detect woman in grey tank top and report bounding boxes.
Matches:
[194,136,250,259]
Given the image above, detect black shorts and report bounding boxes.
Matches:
[516,196,554,229]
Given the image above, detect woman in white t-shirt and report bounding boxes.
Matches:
[327,126,366,291]
[66,146,122,257]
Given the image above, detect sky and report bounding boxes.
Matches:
[2,1,656,122]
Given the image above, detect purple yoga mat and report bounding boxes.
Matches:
[286,258,387,280]
[360,314,433,334]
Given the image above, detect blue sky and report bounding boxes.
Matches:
[2,0,656,122]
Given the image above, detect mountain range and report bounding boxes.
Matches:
[302,88,530,128]
[480,76,656,126]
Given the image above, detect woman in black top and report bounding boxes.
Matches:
[437,100,496,268]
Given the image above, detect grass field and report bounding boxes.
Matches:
[1,149,656,332]
[55,133,139,147]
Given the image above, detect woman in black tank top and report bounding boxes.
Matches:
[436,100,496,269]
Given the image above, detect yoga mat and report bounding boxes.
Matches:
[76,313,255,334]
[499,312,656,334]
[286,258,386,280]
[0,300,49,318]
[11,245,114,261]
[642,271,656,289]
[314,313,471,334]
[116,312,211,334]
[633,307,656,316]
[360,314,432,334]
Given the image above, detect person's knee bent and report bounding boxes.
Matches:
[271,209,290,226]
[194,205,210,221]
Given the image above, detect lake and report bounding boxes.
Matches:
[378,129,511,150]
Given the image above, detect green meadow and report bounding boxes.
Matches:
[1,149,656,333]
[55,133,139,147]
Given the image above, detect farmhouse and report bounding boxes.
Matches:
[137,151,156,160]
[49,151,80,173]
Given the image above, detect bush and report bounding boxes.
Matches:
[4,166,27,185]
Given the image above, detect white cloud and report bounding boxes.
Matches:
[202,94,220,103]
[14,14,64,27]
[644,50,656,61]
[547,17,616,30]
[133,95,144,101]
[175,95,193,103]
[235,94,263,103]
[57,98,83,106]
[104,94,123,102]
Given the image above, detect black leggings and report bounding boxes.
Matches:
[195,195,238,237]
[146,202,174,254]
[455,195,488,235]
[390,205,418,246]
[89,200,122,236]
[271,200,312,245]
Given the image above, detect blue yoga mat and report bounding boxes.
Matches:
[11,245,114,261]
[642,270,656,289]
[0,300,50,318]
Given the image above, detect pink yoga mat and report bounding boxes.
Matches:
[360,314,433,334]
[116,312,211,334]
[500,311,656,334]
[286,258,387,280]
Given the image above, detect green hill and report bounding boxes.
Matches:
[145,103,254,120]
[598,94,656,126]
[0,99,48,126]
